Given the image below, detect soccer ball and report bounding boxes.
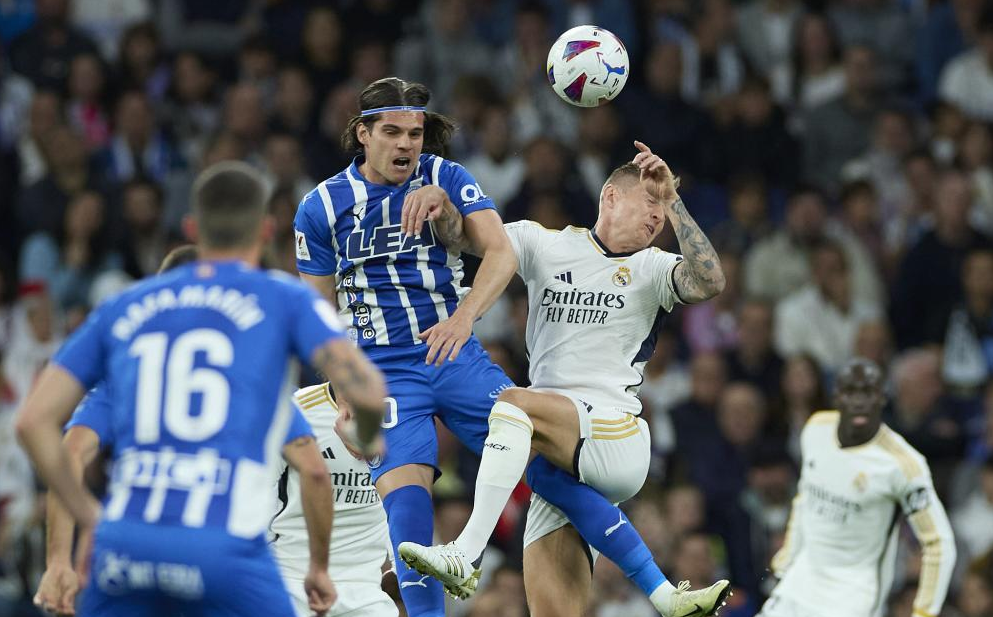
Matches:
[546,25,629,108]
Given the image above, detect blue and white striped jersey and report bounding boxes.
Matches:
[294,154,495,351]
[53,261,343,541]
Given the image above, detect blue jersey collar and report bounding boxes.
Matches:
[349,156,422,191]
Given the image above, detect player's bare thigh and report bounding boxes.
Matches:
[375,463,435,498]
[523,525,591,617]
[498,387,580,472]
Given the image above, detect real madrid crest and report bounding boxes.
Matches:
[853,471,868,493]
[612,266,632,287]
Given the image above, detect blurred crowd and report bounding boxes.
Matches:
[2,0,993,615]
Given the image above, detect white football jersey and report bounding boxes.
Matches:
[769,411,955,617]
[504,221,682,415]
[505,222,683,415]
[269,384,391,583]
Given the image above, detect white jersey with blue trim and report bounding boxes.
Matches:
[293,154,496,350]
[505,221,683,415]
[52,261,344,541]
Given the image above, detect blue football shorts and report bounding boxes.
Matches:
[365,335,514,482]
[79,520,296,617]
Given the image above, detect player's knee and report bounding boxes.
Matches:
[496,386,530,409]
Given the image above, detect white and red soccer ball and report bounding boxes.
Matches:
[546,25,630,108]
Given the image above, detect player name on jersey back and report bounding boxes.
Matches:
[52,261,345,541]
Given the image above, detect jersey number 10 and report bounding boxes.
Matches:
[129,329,233,444]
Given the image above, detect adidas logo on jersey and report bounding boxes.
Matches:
[554,271,573,284]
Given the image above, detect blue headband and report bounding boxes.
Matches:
[359,105,427,116]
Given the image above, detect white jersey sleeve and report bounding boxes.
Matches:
[884,435,956,617]
[504,220,549,281]
[648,248,684,311]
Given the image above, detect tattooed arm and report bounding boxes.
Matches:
[667,197,726,303]
[399,185,471,254]
[631,140,725,304]
[312,339,386,450]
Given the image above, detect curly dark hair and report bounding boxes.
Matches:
[341,77,455,156]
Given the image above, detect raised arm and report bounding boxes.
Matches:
[632,141,725,304]
[311,339,386,452]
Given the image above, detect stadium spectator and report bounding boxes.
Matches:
[99,90,180,184]
[939,5,993,122]
[771,11,845,116]
[464,104,525,213]
[16,124,110,241]
[840,108,917,224]
[887,349,967,494]
[774,354,829,461]
[735,0,802,83]
[679,0,744,108]
[116,22,170,102]
[261,132,313,202]
[884,149,938,272]
[296,6,347,102]
[684,251,741,354]
[619,41,713,181]
[960,120,993,235]
[723,299,783,403]
[801,44,880,193]
[394,0,490,113]
[828,0,914,90]
[18,190,119,311]
[927,248,993,396]
[504,136,595,226]
[640,329,691,459]
[892,168,993,349]
[265,185,299,276]
[744,185,883,306]
[575,104,626,202]
[156,0,255,57]
[710,175,772,256]
[672,352,728,470]
[0,46,32,154]
[8,0,99,90]
[853,319,895,377]
[916,0,985,106]
[65,52,110,151]
[774,239,881,374]
[118,178,167,279]
[163,51,221,165]
[952,455,993,566]
[837,179,886,274]
[498,2,578,146]
[221,82,267,165]
[712,75,798,188]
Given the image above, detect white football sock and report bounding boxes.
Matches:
[455,401,534,562]
[649,580,678,614]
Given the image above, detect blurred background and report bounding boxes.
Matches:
[2,0,993,615]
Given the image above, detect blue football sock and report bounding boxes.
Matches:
[382,485,445,617]
[526,455,667,596]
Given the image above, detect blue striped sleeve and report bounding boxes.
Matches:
[440,159,496,217]
[294,186,338,276]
